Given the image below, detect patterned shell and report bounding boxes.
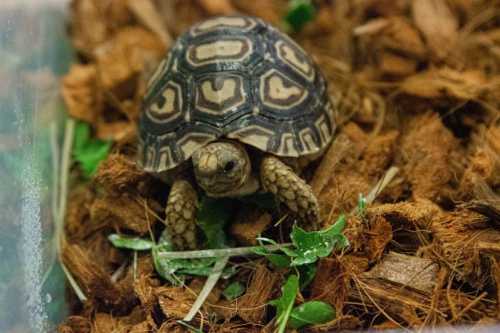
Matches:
[139,15,336,172]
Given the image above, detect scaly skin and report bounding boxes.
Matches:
[260,155,320,230]
[163,179,198,250]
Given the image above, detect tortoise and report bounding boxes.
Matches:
[138,15,336,250]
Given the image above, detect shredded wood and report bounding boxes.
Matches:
[58,0,500,332]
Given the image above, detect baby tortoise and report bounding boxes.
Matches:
[138,16,336,250]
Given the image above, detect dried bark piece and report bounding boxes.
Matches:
[303,315,362,332]
[65,185,97,241]
[365,215,393,262]
[93,313,125,333]
[353,18,389,36]
[400,68,488,100]
[189,278,222,305]
[95,27,166,94]
[459,126,500,200]
[62,64,101,123]
[238,264,279,323]
[398,112,459,202]
[128,320,155,333]
[58,316,91,333]
[431,209,500,287]
[231,0,284,27]
[230,209,272,245]
[156,287,195,319]
[379,51,418,76]
[369,198,442,229]
[96,120,137,143]
[133,274,160,313]
[70,0,132,54]
[94,153,153,194]
[90,193,158,235]
[378,16,427,59]
[311,133,354,196]
[127,0,172,48]
[157,321,186,333]
[412,0,459,60]
[198,0,237,15]
[363,252,439,294]
[349,276,496,326]
[311,258,349,313]
[359,130,399,178]
[462,201,500,227]
[62,244,125,307]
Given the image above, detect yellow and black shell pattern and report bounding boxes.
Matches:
[139,15,336,172]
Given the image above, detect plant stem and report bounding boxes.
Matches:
[157,243,291,260]
[183,255,230,322]
[58,118,87,302]
[365,166,399,205]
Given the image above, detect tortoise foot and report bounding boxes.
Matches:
[260,156,320,230]
[164,179,198,250]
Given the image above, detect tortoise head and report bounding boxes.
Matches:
[191,141,252,197]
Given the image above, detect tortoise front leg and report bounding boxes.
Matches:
[260,156,320,230]
[163,179,198,250]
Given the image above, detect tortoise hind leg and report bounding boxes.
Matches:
[163,179,198,250]
[260,156,320,230]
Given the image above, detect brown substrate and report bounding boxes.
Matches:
[59,1,500,332]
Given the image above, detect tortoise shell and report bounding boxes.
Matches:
[139,15,336,173]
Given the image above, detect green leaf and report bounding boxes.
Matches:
[108,234,154,251]
[223,281,245,300]
[152,240,236,284]
[196,196,235,249]
[357,193,367,217]
[284,0,316,32]
[270,274,299,333]
[72,121,111,178]
[289,215,349,266]
[298,263,316,289]
[73,121,91,152]
[289,301,336,329]
[267,254,292,268]
[153,246,217,284]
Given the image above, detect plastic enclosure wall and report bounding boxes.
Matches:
[0,1,72,332]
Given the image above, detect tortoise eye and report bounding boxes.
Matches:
[223,160,236,172]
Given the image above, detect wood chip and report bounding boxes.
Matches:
[127,0,172,48]
[90,193,158,235]
[198,0,237,15]
[61,244,125,306]
[379,51,418,76]
[230,210,272,245]
[62,64,100,123]
[363,252,439,294]
[399,67,488,100]
[412,0,459,60]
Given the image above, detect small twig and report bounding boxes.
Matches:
[365,166,399,205]
[50,121,60,229]
[157,243,291,260]
[57,118,75,228]
[111,261,128,283]
[183,256,230,322]
[57,118,87,302]
[133,251,138,281]
[60,258,87,302]
[451,292,488,323]
[41,123,61,286]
